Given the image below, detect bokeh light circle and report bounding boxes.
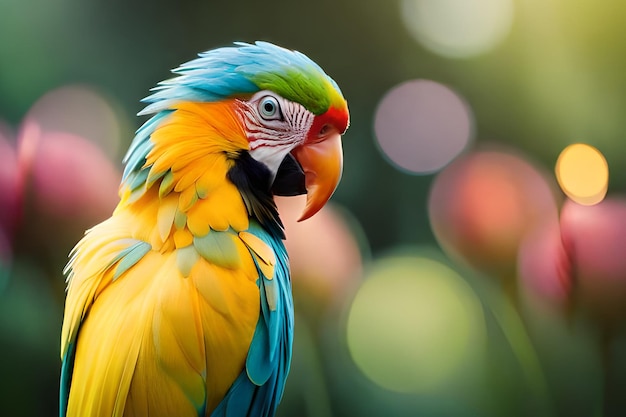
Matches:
[428,149,558,277]
[17,121,120,222]
[275,195,365,312]
[0,127,19,240]
[518,220,571,308]
[25,85,124,159]
[560,198,626,321]
[555,143,608,205]
[400,0,515,58]
[374,79,473,174]
[346,255,485,393]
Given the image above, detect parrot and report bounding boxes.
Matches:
[59,41,349,417]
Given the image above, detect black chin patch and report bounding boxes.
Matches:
[271,153,306,196]
[228,152,284,238]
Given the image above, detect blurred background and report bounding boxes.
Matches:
[1,0,626,416]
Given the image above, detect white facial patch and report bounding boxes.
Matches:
[238,91,314,176]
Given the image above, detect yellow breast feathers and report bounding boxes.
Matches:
[61,100,277,416]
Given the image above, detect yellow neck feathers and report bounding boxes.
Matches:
[115,100,251,251]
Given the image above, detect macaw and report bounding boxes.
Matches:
[59,41,349,417]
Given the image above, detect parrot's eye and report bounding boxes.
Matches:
[258,96,282,121]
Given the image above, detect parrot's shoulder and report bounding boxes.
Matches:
[60,214,159,417]
[60,215,150,357]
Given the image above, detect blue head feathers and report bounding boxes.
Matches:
[139,41,344,117]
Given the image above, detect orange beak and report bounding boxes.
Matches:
[291,131,343,221]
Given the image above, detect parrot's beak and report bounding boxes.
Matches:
[291,130,343,221]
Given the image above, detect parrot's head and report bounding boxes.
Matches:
[132,41,349,223]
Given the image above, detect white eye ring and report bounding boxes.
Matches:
[258,96,282,120]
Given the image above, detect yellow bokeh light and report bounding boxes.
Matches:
[346,255,485,393]
[555,143,609,205]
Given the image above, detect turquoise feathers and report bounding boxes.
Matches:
[212,221,293,417]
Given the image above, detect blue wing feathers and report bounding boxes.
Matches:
[212,221,293,417]
[59,341,76,417]
[245,316,271,386]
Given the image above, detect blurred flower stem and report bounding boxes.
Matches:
[295,313,333,417]
[599,329,620,417]
[487,275,555,417]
